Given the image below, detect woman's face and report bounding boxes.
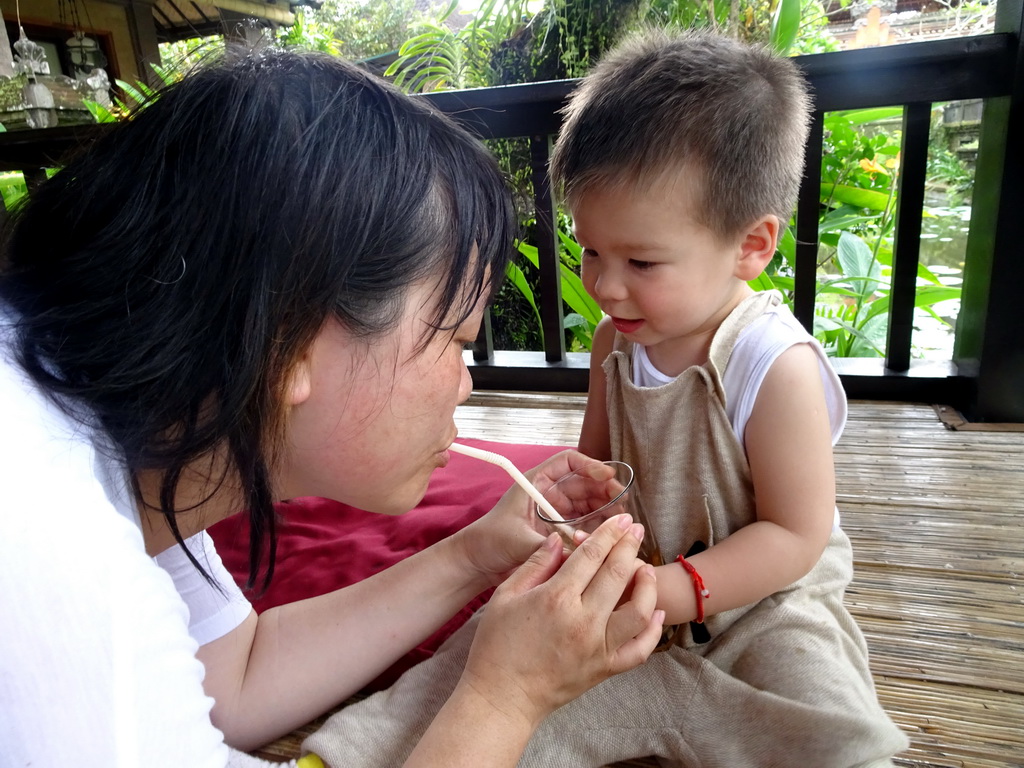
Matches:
[280,277,483,514]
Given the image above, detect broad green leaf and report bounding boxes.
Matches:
[519,239,603,327]
[819,208,880,235]
[812,279,862,298]
[813,315,885,356]
[0,174,27,208]
[822,183,891,211]
[115,78,152,108]
[907,260,945,286]
[837,231,882,301]
[748,272,776,292]
[827,107,903,126]
[769,0,800,54]
[83,100,116,123]
[518,242,539,264]
[848,314,888,356]
[563,312,588,329]
[567,322,594,351]
[149,62,179,86]
[919,305,954,327]
[558,230,582,259]
[559,263,603,325]
[505,260,542,331]
[768,275,795,291]
[776,225,796,266]
[861,286,961,323]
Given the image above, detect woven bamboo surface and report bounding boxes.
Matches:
[253,397,1024,768]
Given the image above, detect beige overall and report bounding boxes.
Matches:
[305,292,908,768]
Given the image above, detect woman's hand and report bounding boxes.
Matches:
[458,514,664,728]
[453,450,618,586]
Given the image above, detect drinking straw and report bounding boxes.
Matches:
[448,442,567,522]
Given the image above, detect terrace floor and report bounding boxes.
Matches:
[256,394,1024,767]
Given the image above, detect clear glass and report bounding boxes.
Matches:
[535,460,635,545]
[535,460,663,567]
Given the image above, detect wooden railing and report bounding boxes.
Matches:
[422,24,1024,422]
[1,8,1022,421]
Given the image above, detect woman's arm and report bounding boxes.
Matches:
[652,343,837,624]
[578,317,616,460]
[198,450,644,750]
[198,530,492,750]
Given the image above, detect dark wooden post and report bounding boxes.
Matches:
[955,0,1024,421]
[125,0,163,89]
[794,111,824,333]
[472,313,494,362]
[885,102,931,372]
[530,134,566,364]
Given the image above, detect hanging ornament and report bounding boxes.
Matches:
[13,28,57,129]
[58,0,107,79]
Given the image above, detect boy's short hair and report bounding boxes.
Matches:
[550,28,811,240]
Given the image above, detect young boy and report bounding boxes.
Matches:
[302,29,908,767]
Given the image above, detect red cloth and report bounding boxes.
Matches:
[208,438,565,690]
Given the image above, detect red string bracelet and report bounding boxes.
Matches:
[677,555,710,623]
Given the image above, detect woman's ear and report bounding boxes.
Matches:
[734,215,780,281]
[286,354,313,407]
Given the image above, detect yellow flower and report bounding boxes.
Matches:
[859,157,889,175]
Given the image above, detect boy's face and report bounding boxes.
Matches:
[572,175,753,374]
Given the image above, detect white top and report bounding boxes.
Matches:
[631,301,847,529]
[0,309,273,768]
[632,299,847,447]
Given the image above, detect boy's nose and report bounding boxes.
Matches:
[593,268,628,302]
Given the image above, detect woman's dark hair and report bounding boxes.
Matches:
[0,49,515,592]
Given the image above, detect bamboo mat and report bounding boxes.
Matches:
[252,397,1024,767]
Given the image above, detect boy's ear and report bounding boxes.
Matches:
[734,215,780,281]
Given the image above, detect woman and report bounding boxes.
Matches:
[0,50,663,767]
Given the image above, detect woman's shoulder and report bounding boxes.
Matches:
[0,344,224,765]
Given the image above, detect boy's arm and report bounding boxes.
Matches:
[578,317,616,460]
[653,343,837,624]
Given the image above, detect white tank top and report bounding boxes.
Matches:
[631,303,845,528]
[631,301,847,448]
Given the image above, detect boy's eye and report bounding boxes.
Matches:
[629,259,655,270]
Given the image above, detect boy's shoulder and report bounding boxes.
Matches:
[740,298,811,343]
[726,299,847,442]
[729,297,826,380]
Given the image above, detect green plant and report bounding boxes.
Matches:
[384,0,535,91]
[509,215,604,352]
[279,0,422,60]
[384,1,963,360]
[159,36,225,72]
[0,171,28,209]
[278,7,342,54]
[83,62,180,123]
[760,107,964,358]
